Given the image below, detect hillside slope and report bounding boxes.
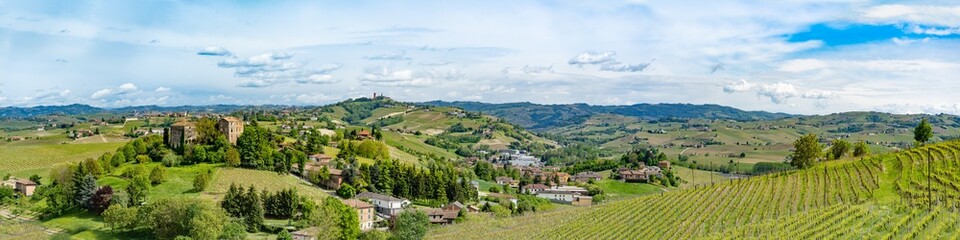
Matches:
[428,141,960,239]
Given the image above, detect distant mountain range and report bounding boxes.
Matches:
[421,101,795,130]
[0,104,272,118]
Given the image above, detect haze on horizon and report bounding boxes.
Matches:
[1,0,959,115]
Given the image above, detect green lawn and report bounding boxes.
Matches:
[594,180,663,199]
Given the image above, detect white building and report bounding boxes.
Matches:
[356,192,410,216]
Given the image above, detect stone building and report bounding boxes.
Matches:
[168,121,197,149]
[218,116,244,145]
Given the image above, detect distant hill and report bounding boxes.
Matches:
[421,101,795,130]
[0,104,281,118]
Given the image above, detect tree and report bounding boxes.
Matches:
[853,140,870,157]
[102,204,138,231]
[88,186,114,214]
[392,210,429,240]
[220,221,246,240]
[83,158,104,177]
[73,173,98,209]
[141,198,228,239]
[162,152,181,167]
[914,118,933,145]
[277,229,293,240]
[237,125,275,169]
[150,166,167,185]
[244,186,265,231]
[829,139,851,160]
[29,174,42,185]
[359,230,392,240]
[790,134,821,169]
[225,147,241,167]
[337,183,357,199]
[127,174,150,206]
[111,152,126,167]
[193,172,210,191]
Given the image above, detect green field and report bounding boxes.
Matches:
[0,142,125,179]
[593,180,662,199]
[206,168,331,201]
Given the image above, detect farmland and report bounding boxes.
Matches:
[429,141,960,239]
[205,167,331,201]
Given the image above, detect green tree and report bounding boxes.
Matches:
[142,198,228,239]
[277,229,293,240]
[102,204,138,231]
[829,139,851,160]
[196,117,221,145]
[220,221,246,240]
[337,183,357,199]
[392,210,429,240]
[83,158,104,177]
[73,173,98,209]
[29,174,42,185]
[790,134,821,169]
[111,152,126,167]
[225,147,241,167]
[127,174,150,206]
[148,166,166,184]
[162,152,181,167]
[193,172,210,191]
[853,140,870,157]
[914,118,933,145]
[237,125,275,169]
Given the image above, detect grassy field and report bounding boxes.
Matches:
[593,180,662,200]
[0,141,125,179]
[205,168,331,201]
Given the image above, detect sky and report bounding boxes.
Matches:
[1,0,959,115]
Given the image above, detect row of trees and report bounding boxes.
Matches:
[341,159,479,205]
[790,118,933,169]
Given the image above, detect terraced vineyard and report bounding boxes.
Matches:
[429,157,885,239]
[893,141,960,209]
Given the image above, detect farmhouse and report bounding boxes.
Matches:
[343,199,377,231]
[495,176,519,188]
[1,178,37,196]
[426,207,460,225]
[308,154,333,165]
[536,189,592,206]
[168,121,197,149]
[572,172,602,183]
[358,130,373,139]
[356,191,410,217]
[522,184,550,194]
[326,168,344,189]
[618,167,663,182]
[218,116,244,145]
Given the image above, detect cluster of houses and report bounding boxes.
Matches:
[617,161,668,182]
[1,178,37,197]
[493,149,543,167]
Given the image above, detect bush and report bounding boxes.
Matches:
[162,152,181,167]
[193,172,210,191]
[331,182,354,198]
[150,166,167,185]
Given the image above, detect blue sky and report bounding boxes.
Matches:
[1,0,959,115]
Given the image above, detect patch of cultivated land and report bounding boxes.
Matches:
[0,141,124,178]
[205,168,330,201]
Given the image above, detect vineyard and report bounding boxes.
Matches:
[429,140,960,239]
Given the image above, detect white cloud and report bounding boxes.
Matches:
[91,89,113,99]
[295,93,338,104]
[568,51,617,66]
[29,89,71,101]
[197,46,232,56]
[217,53,340,87]
[757,83,797,104]
[861,4,960,27]
[892,37,931,45]
[723,79,754,93]
[600,62,652,72]
[91,83,139,99]
[155,87,171,92]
